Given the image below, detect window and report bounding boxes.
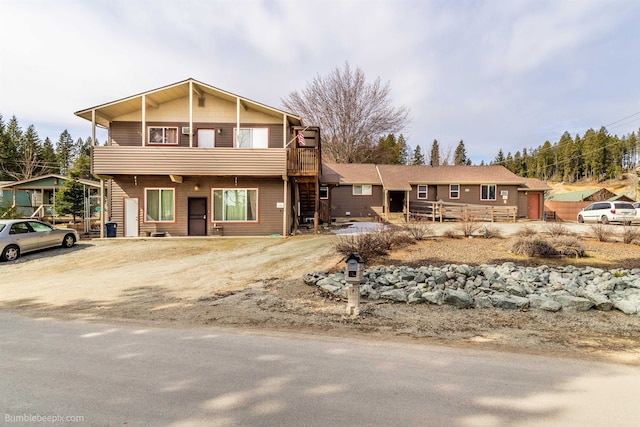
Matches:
[319,186,329,200]
[148,127,179,145]
[212,188,258,222]
[352,185,372,196]
[145,188,175,222]
[480,184,496,201]
[417,185,428,199]
[235,128,268,148]
[449,184,460,199]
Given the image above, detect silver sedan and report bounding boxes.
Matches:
[0,219,78,261]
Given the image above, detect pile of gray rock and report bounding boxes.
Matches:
[303,263,640,316]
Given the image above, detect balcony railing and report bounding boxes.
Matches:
[287,147,319,176]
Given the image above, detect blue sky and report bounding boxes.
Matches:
[1,0,640,164]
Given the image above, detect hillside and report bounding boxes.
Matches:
[547,173,639,200]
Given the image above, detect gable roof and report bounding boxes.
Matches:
[547,188,615,202]
[75,78,302,128]
[519,178,552,191]
[320,163,536,191]
[321,163,381,185]
[0,174,100,189]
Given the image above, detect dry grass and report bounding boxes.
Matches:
[456,214,481,237]
[620,225,640,244]
[591,224,612,242]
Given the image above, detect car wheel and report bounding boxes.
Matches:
[1,245,20,262]
[600,215,609,224]
[577,215,584,223]
[62,233,76,248]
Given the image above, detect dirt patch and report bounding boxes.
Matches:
[2,233,640,365]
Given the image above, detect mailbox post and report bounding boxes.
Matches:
[345,253,364,316]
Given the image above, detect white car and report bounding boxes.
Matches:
[577,201,636,225]
[0,219,78,261]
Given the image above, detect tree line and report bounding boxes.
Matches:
[492,126,639,182]
[0,114,94,181]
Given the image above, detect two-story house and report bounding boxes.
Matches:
[75,78,322,237]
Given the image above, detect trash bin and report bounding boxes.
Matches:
[105,221,117,238]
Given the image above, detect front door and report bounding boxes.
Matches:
[527,193,541,220]
[389,191,405,213]
[188,197,207,236]
[124,198,139,237]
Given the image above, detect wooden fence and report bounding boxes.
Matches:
[408,201,517,223]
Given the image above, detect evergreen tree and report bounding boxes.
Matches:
[410,145,425,165]
[56,130,74,175]
[1,116,23,179]
[41,137,57,174]
[493,149,505,165]
[429,139,440,166]
[454,140,470,165]
[397,134,409,165]
[54,171,85,222]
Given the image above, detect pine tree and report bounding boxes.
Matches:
[454,140,470,165]
[410,145,425,165]
[397,134,408,165]
[41,137,57,174]
[56,130,74,175]
[429,139,440,166]
[493,149,505,165]
[54,170,85,222]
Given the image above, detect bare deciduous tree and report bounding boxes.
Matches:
[282,62,410,163]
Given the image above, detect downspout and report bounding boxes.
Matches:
[141,95,146,147]
[282,176,288,237]
[236,97,240,145]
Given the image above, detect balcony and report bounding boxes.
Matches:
[287,147,319,176]
[92,146,287,176]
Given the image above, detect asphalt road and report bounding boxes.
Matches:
[1,313,639,427]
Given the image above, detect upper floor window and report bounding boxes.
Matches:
[449,184,460,199]
[235,128,268,148]
[148,127,179,145]
[417,185,428,199]
[480,184,496,201]
[353,185,372,196]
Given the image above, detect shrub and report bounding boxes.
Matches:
[590,224,611,242]
[545,222,574,237]
[621,225,640,244]
[510,236,558,257]
[482,225,503,239]
[333,233,390,260]
[551,236,585,258]
[510,235,585,258]
[405,222,433,241]
[456,214,481,237]
[514,225,537,237]
[442,228,459,239]
[333,224,412,260]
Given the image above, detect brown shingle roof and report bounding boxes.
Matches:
[519,178,552,191]
[321,163,381,185]
[377,164,525,190]
[321,163,530,190]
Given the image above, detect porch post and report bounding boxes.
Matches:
[189,80,193,147]
[405,190,409,223]
[282,176,288,237]
[100,179,105,238]
[91,110,96,146]
[141,95,146,146]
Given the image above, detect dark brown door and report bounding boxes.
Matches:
[389,191,405,212]
[188,197,207,236]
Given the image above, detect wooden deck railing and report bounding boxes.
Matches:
[287,148,318,175]
[409,201,517,223]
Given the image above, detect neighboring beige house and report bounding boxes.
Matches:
[321,164,550,221]
[75,78,322,237]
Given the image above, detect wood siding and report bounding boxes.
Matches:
[93,146,286,176]
[110,121,284,148]
[407,184,520,207]
[107,175,286,237]
[330,185,383,218]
